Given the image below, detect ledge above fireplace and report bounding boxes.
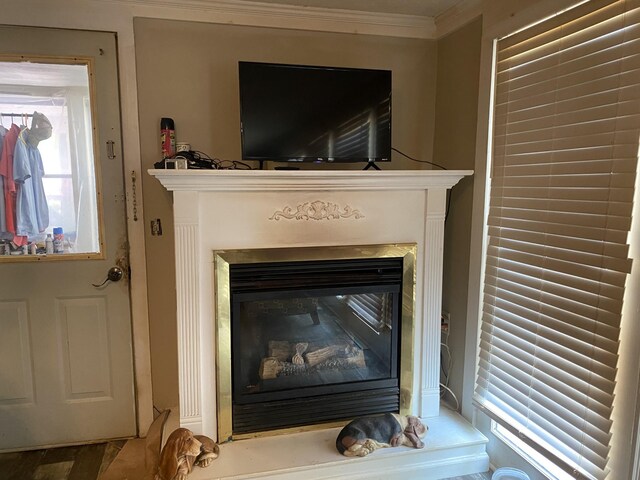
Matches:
[149,168,473,192]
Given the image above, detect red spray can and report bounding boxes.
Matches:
[160,117,175,159]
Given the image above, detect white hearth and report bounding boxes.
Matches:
[150,169,489,479]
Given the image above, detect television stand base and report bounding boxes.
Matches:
[363,162,381,170]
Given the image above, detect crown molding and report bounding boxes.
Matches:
[97,0,437,39]
[435,0,482,38]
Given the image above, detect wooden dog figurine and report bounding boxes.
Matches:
[156,428,219,480]
[336,413,428,457]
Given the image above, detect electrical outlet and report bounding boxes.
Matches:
[441,311,450,333]
[151,218,163,236]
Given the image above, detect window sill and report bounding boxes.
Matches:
[491,421,574,480]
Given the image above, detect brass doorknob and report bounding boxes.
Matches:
[92,266,124,287]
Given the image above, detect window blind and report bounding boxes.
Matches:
[344,293,393,332]
[475,1,640,479]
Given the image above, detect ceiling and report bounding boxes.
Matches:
[243,0,465,18]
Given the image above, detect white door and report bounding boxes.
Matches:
[0,26,136,450]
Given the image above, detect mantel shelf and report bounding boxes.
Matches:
[148,169,473,192]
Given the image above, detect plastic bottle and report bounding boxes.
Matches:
[45,234,53,254]
[160,117,176,159]
[53,227,64,253]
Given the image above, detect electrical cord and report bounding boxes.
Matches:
[391,147,447,170]
[392,147,453,223]
[440,383,460,411]
[214,159,253,170]
[188,150,253,170]
[440,315,460,411]
[158,147,447,171]
[154,150,254,170]
[441,342,452,385]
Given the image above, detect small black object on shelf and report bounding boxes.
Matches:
[363,161,381,170]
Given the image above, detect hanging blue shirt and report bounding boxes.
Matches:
[13,128,49,236]
[0,126,10,240]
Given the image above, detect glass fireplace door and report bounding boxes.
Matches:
[230,258,403,434]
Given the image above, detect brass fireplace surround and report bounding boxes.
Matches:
[214,243,417,441]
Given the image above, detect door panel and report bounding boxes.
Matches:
[0,301,33,405]
[58,297,111,399]
[0,26,136,450]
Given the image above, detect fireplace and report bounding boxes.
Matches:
[215,244,416,439]
[150,170,490,479]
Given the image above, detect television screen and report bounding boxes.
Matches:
[239,62,391,164]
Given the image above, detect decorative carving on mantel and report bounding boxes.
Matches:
[269,200,364,221]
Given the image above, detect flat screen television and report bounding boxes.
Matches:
[238,61,391,166]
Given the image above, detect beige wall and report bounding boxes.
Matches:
[134,17,438,408]
[432,16,482,412]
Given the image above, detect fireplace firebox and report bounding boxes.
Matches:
[215,244,416,440]
[231,258,402,434]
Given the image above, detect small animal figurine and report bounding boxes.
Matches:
[336,413,428,457]
[156,428,219,480]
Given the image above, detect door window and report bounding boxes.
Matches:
[0,57,102,260]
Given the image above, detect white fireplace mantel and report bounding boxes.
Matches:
[149,170,488,479]
[150,169,473,439]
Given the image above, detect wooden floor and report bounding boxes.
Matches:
[0,441,491,480]
[0,441,124,480]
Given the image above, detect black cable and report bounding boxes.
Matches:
[191,150,213,160]
[216,159,253,170]
[187,151,253,170]
[392,147,447,170]
[391,147,453,221]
